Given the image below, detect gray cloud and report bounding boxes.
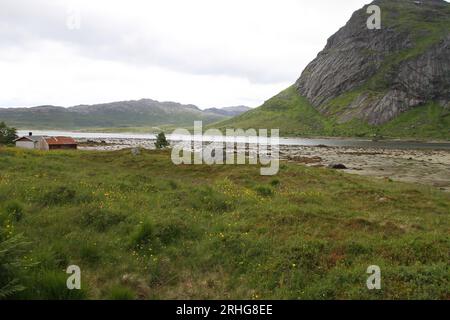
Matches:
[1,0,393,108]
[0,0,340,84]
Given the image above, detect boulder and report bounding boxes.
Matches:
[328,163,348,169]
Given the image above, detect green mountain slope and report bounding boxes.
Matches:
[0,99,236,131]
[215,86,450,140]
[215,86,328,136]
[216,0,450,140]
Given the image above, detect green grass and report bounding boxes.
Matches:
[0,103,228,132]
[213,86,329,137]
[379,102,450,139]
[0,147,449,299]
[214,86,450,140]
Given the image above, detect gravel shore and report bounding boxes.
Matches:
[77,137,450,192]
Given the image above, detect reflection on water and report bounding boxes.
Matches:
[17,130,450,150]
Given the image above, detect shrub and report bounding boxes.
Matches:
[0,233,30,299]
[40,187,76,206]
[255,185,273,197]
[5,200,24,222]
[130,219,194,250]
[154,219,192,245]
[80,207,126,232]
[0,122,17,145]
[33,247,69,270]
[270,179,280,187]
[168,180,178,190]
[192,187,233,213]
[154,132,169,149]
[131,221,154,248]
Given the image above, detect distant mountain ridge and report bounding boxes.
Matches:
[204,106,251,117]
[0,99,249,130]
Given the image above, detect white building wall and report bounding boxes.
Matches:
[16,141,35,149]
[38,139,49,150]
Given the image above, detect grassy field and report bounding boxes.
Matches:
[0,147,449,299]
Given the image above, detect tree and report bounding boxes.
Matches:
[0,122,17,145]
[154,132,169,149]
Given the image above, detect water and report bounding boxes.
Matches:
[17,130,450,150]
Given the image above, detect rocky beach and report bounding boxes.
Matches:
[77,137,450,192]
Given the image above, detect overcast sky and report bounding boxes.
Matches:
[1,0,375,109]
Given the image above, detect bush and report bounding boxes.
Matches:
[154,132,169,149]
[0,233,30,299]
[270,179,280,187]
[130,219,194,250]
[80,207,126,232]
[168,180,178,190]
[5,201,24,222]
[192,187,233,213]
[131,221,154,248]
[0,122,17,145]
[153,219,193,245]
[33,246,69,270]
[40,187,77,206]
[255,185,273,197]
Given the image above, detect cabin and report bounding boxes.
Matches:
[14,132,77,150]
[44,136,78,150]
[14,132,46,149]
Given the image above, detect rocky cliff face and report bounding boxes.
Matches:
[295,0,450,125]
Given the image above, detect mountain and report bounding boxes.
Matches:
[0,99,239,130]
[216,0,450,140]
[204,106,251,117]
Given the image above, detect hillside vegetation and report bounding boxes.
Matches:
[215,86,450,140]
[1,147,449,299]
[216,0,450,140]
[0,99,230,131]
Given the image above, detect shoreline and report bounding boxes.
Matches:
[77,137,450,192]
[16,129,450,144]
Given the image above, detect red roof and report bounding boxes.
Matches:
[45,136,77,145]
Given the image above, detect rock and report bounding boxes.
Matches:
[131,147,141,156]
[295,0,450,125]
[328,163,347,169]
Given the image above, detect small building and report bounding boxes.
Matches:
[14,132,46,149]
[44,136,78,150]
[14,132,77,150]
